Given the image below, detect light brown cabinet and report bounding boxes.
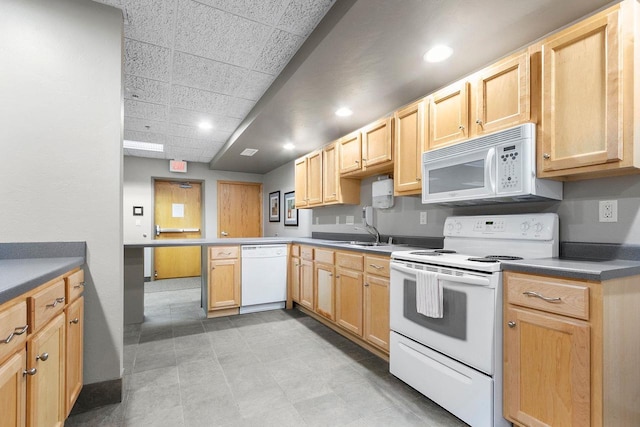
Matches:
[538,0,640,180]
[299,246,314,311]
[207,246,241,317]
[0,350,27,427]
[339,117,394,177]
[428,81,470,150]
[322,142,360,206]
[289,245,301,304]
[363,254,390,352]
[64,296,83,417]
[503,271,640,427]
[314,248,335,321]
[394,98,427,196]
[294,150,323,208]
[335,265,364,336]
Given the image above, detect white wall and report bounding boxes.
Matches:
[123,156,264,242]
[0,0,123,384]
[263,160,312,237]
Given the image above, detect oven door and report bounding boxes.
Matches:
[422,147,496,204]
[390,261,497,375]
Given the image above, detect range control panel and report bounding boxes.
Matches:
[444,213,558,240]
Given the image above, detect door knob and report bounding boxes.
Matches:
[36,352,49,361]
[507,321,516,328]
[221,231,229,237]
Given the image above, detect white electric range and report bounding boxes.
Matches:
[389,213,559,427]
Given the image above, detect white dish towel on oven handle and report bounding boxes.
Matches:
[416,270,443,318]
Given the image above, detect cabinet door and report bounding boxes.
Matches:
[65,297,83,417]
[323,142,339,203]
[540,8,622,173]
[362,117,393,169]
[338,131,362,174]
[474,51,530,136]
[0,350,26,427]
[299,259,314,310]
[294,157,308,208]
[27,313,65,427]
[290,256,300,303]
[429,81,469,150]
[335,267,363,336]
[394,99,426,195]
[315,263,335,321]
[209,259,240,309]
[364,275,389,352]
[504,306,590,427]
[307,150,323,206]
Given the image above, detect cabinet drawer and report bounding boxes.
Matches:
[301,246,314,261]
[365,255,390,277]
[506,273,589,320]
[314,248,334,264]
[0,301,28,364]
[336,251,364,271]
[209,246,238,259]
[29,279,66,332]
[65,269,85,303]
[291,244,300,257]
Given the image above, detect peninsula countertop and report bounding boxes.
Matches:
[501,257,640,281]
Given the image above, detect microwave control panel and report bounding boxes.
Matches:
[496,142,523,193]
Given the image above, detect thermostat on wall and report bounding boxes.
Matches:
[169,159,187,173]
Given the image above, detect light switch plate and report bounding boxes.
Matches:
[346,215,354,225]
[420,212,427,225]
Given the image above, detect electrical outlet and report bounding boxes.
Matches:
[419,211,427,225]
[336,216,340,224]
[599,200,618,222]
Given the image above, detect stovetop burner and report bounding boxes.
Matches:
[468,255,524,263]
[410,249,457,256]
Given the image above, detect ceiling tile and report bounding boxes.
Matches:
[172,51,248,95]
[124,39,172,81]
[164,145,205,161]
[124,149,166,159]
[235,71,276,101]
[124,117,168,134]
[165,135,218,148]
[121,0,176,47]
[125,99,168,121]
[174,0,272,68]
[252,29,303,75]
[124,75,170,104]
[197,0,289,26]
[168,107,242,132]
[124,130,166,144]
[277,0,335,36]
[171,85,255,119]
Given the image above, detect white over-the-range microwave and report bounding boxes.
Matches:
[422,123,563,205]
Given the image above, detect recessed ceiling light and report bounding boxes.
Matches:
[123,140,164,152]
[335,107,353,117]
[283,143,295,150]
[424,45,453,63]
[198,121,213,130]
[240,148,259,157]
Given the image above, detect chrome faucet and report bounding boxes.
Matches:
[355,224,381,245]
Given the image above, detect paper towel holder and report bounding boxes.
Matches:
[372,176,394,209]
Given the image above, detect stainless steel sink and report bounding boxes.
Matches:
[345,241,390,247]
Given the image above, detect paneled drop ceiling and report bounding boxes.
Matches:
[97,0,614,174]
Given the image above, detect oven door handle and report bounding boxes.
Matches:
[390,262,492,287]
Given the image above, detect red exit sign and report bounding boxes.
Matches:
[169,160,187,173]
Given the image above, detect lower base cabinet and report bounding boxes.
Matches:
[207,246,241,317]
[0,350,27,427]
[364,274,390,352]
[65,296,84,417]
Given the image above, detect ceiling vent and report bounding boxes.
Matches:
[240,148,259,157]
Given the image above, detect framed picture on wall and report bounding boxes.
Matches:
[284,191,298,226]
[269,191,280,222]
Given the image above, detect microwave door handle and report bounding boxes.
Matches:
[485,148,496,192]
[390,262,491,287]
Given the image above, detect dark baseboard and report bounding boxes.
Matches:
[70,377,123,415]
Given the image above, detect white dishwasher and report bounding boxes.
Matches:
[240,244,288,314]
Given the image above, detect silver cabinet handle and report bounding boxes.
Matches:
[46,297,65,308]
[355,160,359,164]
[70,318,79,324]
[2,325,28,344]
[543,154,551,160]
[218,251,231,256]
[507,321,516,328]
[416,177,421,181]
[369,264,384,270]
[523,291,561,303]
[36,352,49,362]
[23,368,37,376]
[364,282,370,287]
[74,281,85,289]
[476,119,483,125]
[458,125,465,131]
[221,231,229,237]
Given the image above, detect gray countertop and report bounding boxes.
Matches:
[501,257,640,281]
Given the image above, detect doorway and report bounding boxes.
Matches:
[154,180,202,279]
[217,181,263,238]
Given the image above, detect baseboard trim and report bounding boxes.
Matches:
[70,377,123,415]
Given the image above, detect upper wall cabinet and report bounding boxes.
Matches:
[538,0,640,180]
[428,49,534,151]
[394,98,427,196]
[294,150,323,208]
[322,141,360,206]
[340,117,394,177]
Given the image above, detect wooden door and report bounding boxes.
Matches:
[294,157,308,208]
[429,81,469,150]
[474,50,530,136]
[541,9,622,172]
[153,180,202,279]
[335,267,363,336]
[299,259,314,310]
[394,99,426,195]
[504,306,590,427]
[364,274,389,351]
[338,131,362,175]
[27,314,65,427]
[315,263,335,321]
[362,117,393,169]
[323,142,339,204]
[217,181,262,238]
[64,297,83,417]
[0,350,26,427]
[290,256,300,303]
[307,150,323,206]
[208,258,240,309]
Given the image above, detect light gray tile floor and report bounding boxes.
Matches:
[67,278,468,426]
